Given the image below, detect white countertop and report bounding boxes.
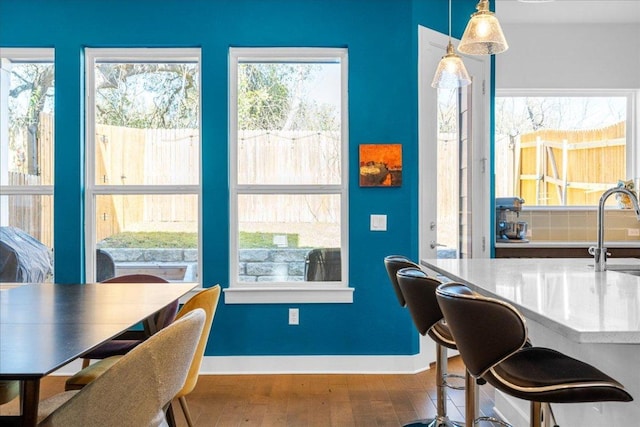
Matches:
[421,257,640,344]
[495,241,640,248]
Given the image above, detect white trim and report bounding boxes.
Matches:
[53,353,433,376]
[0,47,54,62]
[0,186,53,195]
[223,286,353,304]
[228,47,352,304]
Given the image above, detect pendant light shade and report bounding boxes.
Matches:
[458,0,508,55]
[431,41,471,89]
[431,0,471,89]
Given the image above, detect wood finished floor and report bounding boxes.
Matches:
[25,356,499,427]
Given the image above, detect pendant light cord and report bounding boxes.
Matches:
[448,0,452,41]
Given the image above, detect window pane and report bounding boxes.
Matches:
[1,60,54,186]
[1,51,54,283]
[95,194,198,282]
[0,195,53,282]
[238,194,341,283]
[93,62,199,186]
[495,96,627,206]
[237,62,341,185]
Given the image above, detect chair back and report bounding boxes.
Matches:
[0,380,19,405]
[304,248,341,281]
[39,309,205,427]
[396,267,444,335]
[435,283,528,378]
[174,285,221,398]
[383,255,420,307]
[103,274,178,331]
[96,249,115,282]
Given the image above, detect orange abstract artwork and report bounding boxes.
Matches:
[359,143,402,187]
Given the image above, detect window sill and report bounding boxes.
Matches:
[223,286,354,304]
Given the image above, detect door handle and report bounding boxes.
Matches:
[430,241,445,249]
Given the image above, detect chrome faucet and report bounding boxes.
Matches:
[589,187,640,271]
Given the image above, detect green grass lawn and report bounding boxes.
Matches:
[99,231,299,248]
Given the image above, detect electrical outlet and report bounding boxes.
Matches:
[628,228,640,237]
[288,308,299,325]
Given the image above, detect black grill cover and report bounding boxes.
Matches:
[304,248,341,281]
[0,226,52,282]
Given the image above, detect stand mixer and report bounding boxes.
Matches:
[496,197,528,242]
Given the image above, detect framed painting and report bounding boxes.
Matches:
[359,143,402,187]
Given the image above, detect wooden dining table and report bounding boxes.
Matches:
[0,281,197,427]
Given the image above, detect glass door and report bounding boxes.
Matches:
[419,26,490,261]
[434,87,472,259]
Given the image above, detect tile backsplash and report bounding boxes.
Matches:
[513,208,640,242]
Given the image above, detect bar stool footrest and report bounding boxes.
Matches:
[474,416,512,427]
[403,417,464,427]
[443,372,466,391]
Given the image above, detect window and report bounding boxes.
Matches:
[0,48,54,282]
[495,91,634,206]
[227,48,352,304]
[85,48,201,283]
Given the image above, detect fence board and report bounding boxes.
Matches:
[517,121,626,205]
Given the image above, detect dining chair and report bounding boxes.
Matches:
[66,286,222,427]
[37,308,205,427]
[0,380,20,405]
[80,274,179,368]
[166,285,221,427]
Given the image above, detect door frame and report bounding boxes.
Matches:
[418,25,491,262]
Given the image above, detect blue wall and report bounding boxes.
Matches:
[0,0,477,357]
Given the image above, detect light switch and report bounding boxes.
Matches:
[370,214,387,231]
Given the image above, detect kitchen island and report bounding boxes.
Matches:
[421,257,640,427]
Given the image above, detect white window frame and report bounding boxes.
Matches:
[0,48,55,247]
[226,47,352,304]
[84,48,202,283]
[495,88,638,209]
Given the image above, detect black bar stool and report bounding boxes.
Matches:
[384,255,421,307]
[395,267,465,427]
[435,283,633,427]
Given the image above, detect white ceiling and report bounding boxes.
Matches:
[495,0,640,24]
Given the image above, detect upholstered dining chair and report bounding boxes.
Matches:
[166,285,221,427]
[80,274,179,368]
[66,286,222,427]
[0,380,20,405]
[436,282,633,427]
[37,309,205,427]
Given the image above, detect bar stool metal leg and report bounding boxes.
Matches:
[426,343,463,427]
[468,372,512,427]
[464,370,477,427]
[530,401,542,427]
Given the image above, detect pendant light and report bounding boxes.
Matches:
[458,0,508,55]
[431,0,471,89]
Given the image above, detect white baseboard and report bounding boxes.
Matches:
[52,352,435,376]
[197,352,434,375]
[52,333,441,376]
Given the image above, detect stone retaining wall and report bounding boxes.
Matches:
[101,247,309,282]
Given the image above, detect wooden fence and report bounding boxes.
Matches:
[5,114,54,247]
[94,127,341,241]
[8,117,341,242]
[508,121,626,205]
